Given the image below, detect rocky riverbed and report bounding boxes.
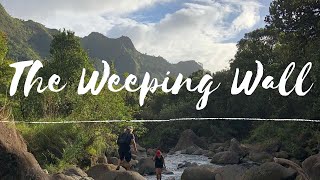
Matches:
[1,123,320,180]
[147,153,218,180]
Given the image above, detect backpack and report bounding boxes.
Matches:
[117,132,132,145]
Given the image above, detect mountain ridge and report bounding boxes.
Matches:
[0,3,203,79]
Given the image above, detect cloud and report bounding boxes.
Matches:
[1,0,170,16]
[107,0,262,72]
[0,0,264,72]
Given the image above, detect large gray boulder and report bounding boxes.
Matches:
[64,166,88,177]
[137,158,155,175]
[241,162,296,180]
[302,153,320,180]
[51,173,75,180]
[132,144,147,159]
[114,171,146,180]
[86,164,144,180]
[248,151,273,163]
[86,164,123,180]
[214,165,247,180]
[181,166,216,180]
[228,138,247,157]
[210,151,240,165]
[174,129,206,151]
[0,122,49,180]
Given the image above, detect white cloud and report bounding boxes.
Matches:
[1,0,170,16]
[107,0,262,72]
[0,0,264,72]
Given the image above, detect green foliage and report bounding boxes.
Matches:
[0,32,15,107]
[48,30,93,85]
[0,31,7,60]
[248,122,320,159]
[17,122,118,173]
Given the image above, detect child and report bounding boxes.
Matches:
[153,150,165,180]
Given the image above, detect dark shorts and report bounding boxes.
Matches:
[118,147,132,162]
[155,164,164,168]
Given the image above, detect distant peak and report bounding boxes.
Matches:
[118,36,135,50]
[87,32,109,39]
[0,3,10,18]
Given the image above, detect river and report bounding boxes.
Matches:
[147,153,219,180]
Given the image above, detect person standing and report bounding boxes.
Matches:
[116,126,137,170]
[153,150,165,180]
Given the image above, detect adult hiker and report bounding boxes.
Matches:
[116,126,137,170]
[153,150,166,180]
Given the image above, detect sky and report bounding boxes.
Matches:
[0,0,272,72]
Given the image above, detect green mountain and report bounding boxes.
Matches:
[81,32,203,79]
[0,4,202,79]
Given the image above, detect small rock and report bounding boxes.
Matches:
[97,156,108,164]
[108,157,119,165]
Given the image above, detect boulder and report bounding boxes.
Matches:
[137,158,155,175]
[183,146,202,155]
[181,166,216,180]
[302,153,320,180]
[64,166,88,177]
[130,159,139,168]
[0,122,49,180]
[192,149,209,155]
[213,146,225,153]
[178,162,198,169]
[51,173,74,180]
[241,162,296,180]
[146,148,156,156]
[132,144,147,159]
[86,164,124,180]
[114,171,146,180]
[204,151,215,157]
[132,154,138,160]
[274,151,289,159]
[173,129,207,151]
[210,151,240,165]
[214,165,247,180]
[228,138,247,157]
[209,143,225,152]
[248,151,273,163]
[86,164,145,180]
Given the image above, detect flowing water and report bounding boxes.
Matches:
[147,153,219,180]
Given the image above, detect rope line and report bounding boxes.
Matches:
[1,117,319,124]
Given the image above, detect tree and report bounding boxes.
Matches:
[0,32,14,107]
[266,0,320,39]
[48,30,93,85]
[0,32,8,61]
